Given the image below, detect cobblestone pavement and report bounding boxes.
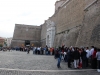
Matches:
[0,50,99,75]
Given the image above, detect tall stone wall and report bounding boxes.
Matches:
[76,0,100,48]
[54,0,85,47]
[54,0,100,48]
[85,0,97,9]
[55,0,66,11]
[56,0,85,33]
[11,24,41,47]
[41,23,46,47]
[13,24,41,41]
[11,40,24,47]
[55,26,80,47]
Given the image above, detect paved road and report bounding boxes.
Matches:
[0,50,99,75]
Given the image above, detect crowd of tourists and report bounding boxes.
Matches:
[1,45,100,72]
[54,45,100,72]
[0,47,11,51]
[32,46,54,55]
[10,45,100,72]
[29,45,100,72]
[11,46,55,55]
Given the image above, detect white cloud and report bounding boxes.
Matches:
[0,0,57,37]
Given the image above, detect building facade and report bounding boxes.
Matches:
[6,38,12,47]
[12,0,100,48]
[76,0,100,48]
[46,20,55,47]
[0,37,5,47]
[41,22,47,47]
[11,24,41,47]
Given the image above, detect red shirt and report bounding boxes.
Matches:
[92,50,97,59]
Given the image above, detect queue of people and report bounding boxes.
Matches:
[2,45,100,72]
[32,46,54,55]
[0,47,11,51]
[54,45,100,72]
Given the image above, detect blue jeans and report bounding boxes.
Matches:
[57,58,61,68]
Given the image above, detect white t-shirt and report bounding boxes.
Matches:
[86,49,90,58]
[90,48,94,56]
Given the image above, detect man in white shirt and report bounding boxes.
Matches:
[89,46,95,68]
[85,47,90,67]
[90,46,94,56]
[37,47,40,54]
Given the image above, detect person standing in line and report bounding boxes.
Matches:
[52,47,54,55]
[50,48,53,55]
[78,49,82,69]
[48,47,50,55]
[81,48,87,69]
[85,47,90,67]
[91,47,97,69]
[73,47,80,69]
[35,47,37,54]
[33,47,36,54]
[41,47,43,55]
[57,47,61,68]
[46,45,48,55]
[90,46,95,67]
[54,48,58,59]
[96,48,100,72]
[67,48,74,68]
[43,47,46,55]
[90,46,95,56]
[39,47,42,55]
[32,47,34,54]
[27,47,30,54]
[37,47,40,54]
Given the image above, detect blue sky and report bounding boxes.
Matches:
[0,0,57,38]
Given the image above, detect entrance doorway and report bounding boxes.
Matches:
[25,40,30,46]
